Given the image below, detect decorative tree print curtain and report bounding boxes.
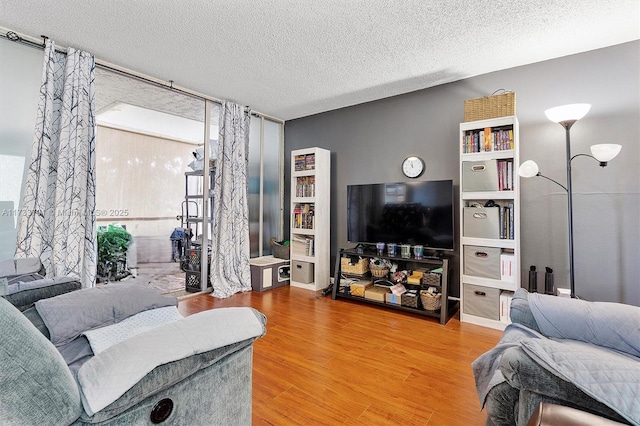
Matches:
[210,101,252,298]
[15,40,97,287]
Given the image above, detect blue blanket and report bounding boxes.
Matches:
[528,292,640,358]
[473,293,640,425]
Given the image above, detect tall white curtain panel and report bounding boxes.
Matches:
[15,40,97,287]
[210,101,252,298]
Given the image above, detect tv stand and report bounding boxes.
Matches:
[331,248,458,324]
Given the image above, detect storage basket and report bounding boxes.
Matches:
[420,290,442,311]
[272,241,290,260]
[401,290,420,309]
[341,257,369,276]
[370,264,389,278]
[464,91,516,122]
[421,272,441,289]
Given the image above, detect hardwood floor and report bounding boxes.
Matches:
[178,286,502,425]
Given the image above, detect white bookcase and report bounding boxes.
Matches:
[290,147,331,291]
[459,116,520,330]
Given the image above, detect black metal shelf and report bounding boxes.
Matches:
[334,291,458,320]
[332,248,458,325]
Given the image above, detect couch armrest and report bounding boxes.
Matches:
[2,276,81,311]
[500,347,628,424]
[81,338,257,423]
[77,307,267,417]
[510,288,541,332]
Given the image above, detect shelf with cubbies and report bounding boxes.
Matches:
[459,116,520,330]
[290,148,331,291]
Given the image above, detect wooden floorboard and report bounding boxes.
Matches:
[178,286,502,425]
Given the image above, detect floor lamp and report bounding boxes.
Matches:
[518,104,621,298]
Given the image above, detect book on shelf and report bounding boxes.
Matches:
[508,202,514,239]
[295,176,315,197]
[292,235,315,256]
[305,154,315,170]
[294,155,306,171]
[462,125,514,153]
[500,291,514,323]
[497,159,514,190]
[495,203,514,240]
[293,203,314,229]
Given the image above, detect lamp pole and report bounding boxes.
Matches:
[561,120,577,298]
[519,103,621,299]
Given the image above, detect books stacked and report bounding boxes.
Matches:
[294,155,306,171]
[462,126,514,153]
[294,154,316,171]
[292,235,314,256]
[500,290,514,323]
[295,176,315,197]
[499,202,515,239]
[497,159,514,190]
[304,154,315,170]
[293,203,314,229]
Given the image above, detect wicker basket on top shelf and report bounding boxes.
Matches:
[369,264,389,279]
[464,91,516,122]
[341,257,369,276]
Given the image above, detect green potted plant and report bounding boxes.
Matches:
[97,224,132,281]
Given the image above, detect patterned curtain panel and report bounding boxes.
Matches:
[15,40,97,288]
[210,101,252,298]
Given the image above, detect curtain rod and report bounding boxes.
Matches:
[0,27,284,124]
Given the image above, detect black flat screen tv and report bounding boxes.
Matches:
[347,180,454,251]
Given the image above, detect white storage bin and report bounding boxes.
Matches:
[464,245,501,279]
[292,260,314,284]
[463,207,500,239]
[462,160,499,192]
[463,284,500,320]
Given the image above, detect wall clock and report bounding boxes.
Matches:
[402,156,425,178]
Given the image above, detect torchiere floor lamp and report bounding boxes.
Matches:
[518,103,621,298]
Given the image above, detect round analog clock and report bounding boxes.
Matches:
[402,156,425,178]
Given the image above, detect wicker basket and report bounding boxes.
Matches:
[420,290,442,311]
[421,272,441,288]
[370,264,389,278]
[401,290,420,309]
[341,257,369,276]
[464,91,516,122]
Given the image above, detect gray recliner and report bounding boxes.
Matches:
[0,285,266,425]
[481,289,632,426]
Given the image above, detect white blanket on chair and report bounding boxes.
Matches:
[82,306,183,354]
[77,307,266,416]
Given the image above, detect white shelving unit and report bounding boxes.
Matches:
[290,147,330,291]
[459,116,520,330]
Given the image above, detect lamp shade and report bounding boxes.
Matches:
[518,160,539,178]
[544,104,591,123]
[590,144,621,162]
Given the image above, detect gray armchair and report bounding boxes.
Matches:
[476,289,636,426]
[0,284,266,425]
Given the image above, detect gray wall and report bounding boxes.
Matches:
[284,41,639,305]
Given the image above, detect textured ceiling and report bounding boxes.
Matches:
[1,1,639,120]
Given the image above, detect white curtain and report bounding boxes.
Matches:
[210,101,252,298]
[15,40,97,287]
